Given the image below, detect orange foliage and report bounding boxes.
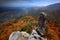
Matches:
[0,16,60,40]
[0,16,38,40]
[46,21,60,40]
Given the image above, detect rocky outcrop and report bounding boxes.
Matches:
[28,30,47,40]
[9,31,30,40]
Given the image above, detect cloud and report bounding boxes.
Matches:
[0,0,41,7]
[0,0,60,7]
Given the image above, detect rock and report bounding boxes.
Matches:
[28,30,47,40]
[9,30,47,40]
[9,31,30,40]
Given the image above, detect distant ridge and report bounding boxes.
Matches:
[0,3,60,22]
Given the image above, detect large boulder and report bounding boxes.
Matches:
[9,31,30,40]
[28,30,47,40]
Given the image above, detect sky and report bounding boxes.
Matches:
[0,0,60,7]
